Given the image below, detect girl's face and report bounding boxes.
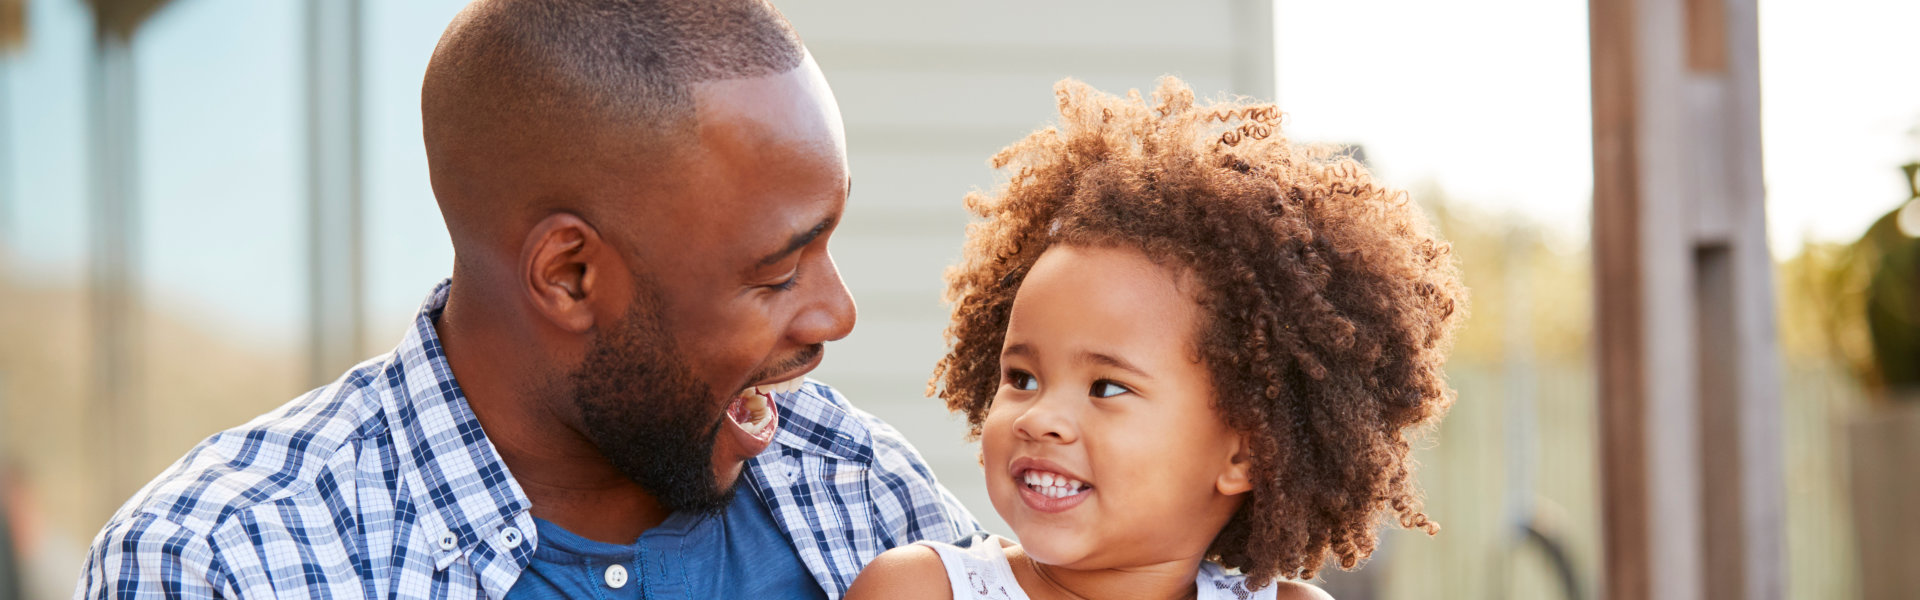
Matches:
[982,243,1253,569]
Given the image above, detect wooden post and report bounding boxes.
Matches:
[304,0,366,383]
[1589,0,1784,598]
[86,26,140,516]
[81,0,173,515]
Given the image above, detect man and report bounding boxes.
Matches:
[75,1,975,598]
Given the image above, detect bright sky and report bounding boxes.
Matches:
[3,0,1917,338]
[1275,0,1920,257]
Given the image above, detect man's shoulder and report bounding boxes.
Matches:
[100,359,395,542]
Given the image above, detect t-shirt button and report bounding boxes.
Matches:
[604,564,629,589]
[499,527,523,549]
[437,532,457,551]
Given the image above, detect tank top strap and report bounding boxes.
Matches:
[914,534,1029,600]
[1194,561,1277,600]
[916,536,1274,600]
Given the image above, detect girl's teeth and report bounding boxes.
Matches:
[1021,470,1087,498]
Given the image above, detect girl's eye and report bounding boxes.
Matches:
[1090,380,1131,398]
[1007,370,1039,391]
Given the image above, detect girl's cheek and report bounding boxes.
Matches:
[982,400,1019,438]
[979,408,1014,456]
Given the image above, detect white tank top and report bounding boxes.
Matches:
[916,534,1275,600]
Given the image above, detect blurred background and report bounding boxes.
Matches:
[1,0,1917,598]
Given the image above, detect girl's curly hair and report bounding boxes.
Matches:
[929,77,1467,586]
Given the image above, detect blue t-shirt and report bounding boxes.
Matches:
[505,484,828,600]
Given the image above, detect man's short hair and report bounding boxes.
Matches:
[428,0,803,136]
[422,0,807,240]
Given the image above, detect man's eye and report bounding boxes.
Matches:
[1090,380,1131,398]
[1007,370,1039,391]
[767,267,801,292]
[771,273,799,291]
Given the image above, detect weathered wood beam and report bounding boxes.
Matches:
[1589,0,1783,598]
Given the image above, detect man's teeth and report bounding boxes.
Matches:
[742,377,805,397]
[1021,470,1089,499]
[732,377,802,436]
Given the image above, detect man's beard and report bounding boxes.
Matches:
[567,290,736,515]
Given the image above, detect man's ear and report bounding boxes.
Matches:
[522,212,610,334]
[1217,433,1255,496]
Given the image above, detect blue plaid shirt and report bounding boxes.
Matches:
[76,280,978,599]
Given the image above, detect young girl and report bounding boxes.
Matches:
[845,78,1467,600]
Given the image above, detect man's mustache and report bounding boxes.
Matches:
[746,344,824,385]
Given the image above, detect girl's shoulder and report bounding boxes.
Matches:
[849,533,1025,600]
[845,543,955,600]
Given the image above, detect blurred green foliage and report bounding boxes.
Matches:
[1779,163,1920,401]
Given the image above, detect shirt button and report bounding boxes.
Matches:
[604,564,629,589]
[437,532,457,551]
[499,527,523,549]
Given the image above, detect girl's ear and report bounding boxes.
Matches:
[1217,433,1254,496]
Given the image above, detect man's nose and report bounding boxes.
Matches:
[790,252,856,345]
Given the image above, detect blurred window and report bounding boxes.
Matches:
[360,1,462,354]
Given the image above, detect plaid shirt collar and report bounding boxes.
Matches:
[379,280,532,572]
[768,387,875,464]
[391,279,888,569]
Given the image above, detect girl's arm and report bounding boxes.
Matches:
[845,545,955,600]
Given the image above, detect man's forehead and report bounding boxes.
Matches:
[690,55,846,159]
[604,55,847,273]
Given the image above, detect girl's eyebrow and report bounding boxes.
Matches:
[1006,342,1152,378]
[1081,351,1152,380]
[1003,343,1152,380]
[1002,342,1036,360]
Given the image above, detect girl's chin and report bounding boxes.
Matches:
[1007,523,1098,567]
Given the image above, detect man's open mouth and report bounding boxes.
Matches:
[726,376,802,442]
